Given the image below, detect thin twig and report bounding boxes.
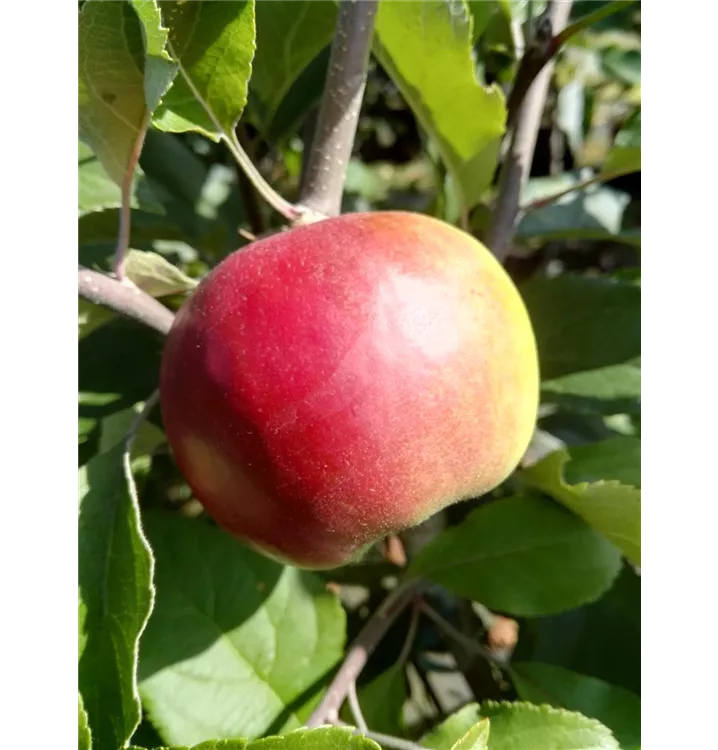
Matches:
[114,113,150,280]
[169,41,309,225]
[334,720,426,750]
[398,602,420,666]
[306,579,423,728]
[358,729,425,750]
[347,599,418,734]
[418,601,508,669]
[520,169,625,215]
[299,0,378,217]
[78,266,175,336]
[487,0,573,262]
[347,681,368,734]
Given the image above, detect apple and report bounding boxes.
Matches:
[160,211,539,569]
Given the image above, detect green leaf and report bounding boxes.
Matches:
[423,704,483,750]
[79,141,163,217]
[601,48,641,86]
[423,701,619,750]
[264,46,331,142]
[138,128,246,258]
[450,719,490,750]
[131,0,179,111]
[373,0,506,210]
[79,693,91,750]
[602,110,640,178]
[247,727,380,750]
[511,663,640,750]
[521,448,641,566]
[519,274,640,381]
[556,81,585,158]
[79,0,148,185]
[508,1,548,25]
[154,1,256,139]
[466,2,500,41]
[570,1,639,33]
[564,437,641,488]
[341,665,406,736]
[98,402,166,461]
[138,512,346,746]
[517,174,637,246]
[78,441,155,750]
[79,318,163,418]
[408,494,622,616]
[125,249,198,296]
[541,360,641,413]
[191,742,247,750]
[249,1,338,133]
[516,564,640,696]
[79,208,187,248]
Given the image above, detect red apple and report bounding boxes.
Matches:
[160,211,539,568]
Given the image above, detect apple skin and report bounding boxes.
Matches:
[160,211,539,569]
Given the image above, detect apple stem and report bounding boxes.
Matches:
[487,0,574,262]
[306,579,422,728]
[78,266,175,336]
[299,0,379,217]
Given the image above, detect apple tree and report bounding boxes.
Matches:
[78,2,641,750]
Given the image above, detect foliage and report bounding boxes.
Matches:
[78,2,640,750]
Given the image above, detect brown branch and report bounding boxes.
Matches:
[487,0,573,262]
[418,601,508,669]
[306,579,422,728]
[78,266,175,336]
[298,0,378,217]
[504,12,556,133]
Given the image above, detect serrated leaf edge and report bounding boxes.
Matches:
[450,717,490,750]
[479,700,620,746]
[521,449,641,565]
[123,441,157,744]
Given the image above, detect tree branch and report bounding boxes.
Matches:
[487,1,573,262]
[78,266,175,336]
[418,601,508,669]
[299,0,378,217]
[306,579,422,728]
